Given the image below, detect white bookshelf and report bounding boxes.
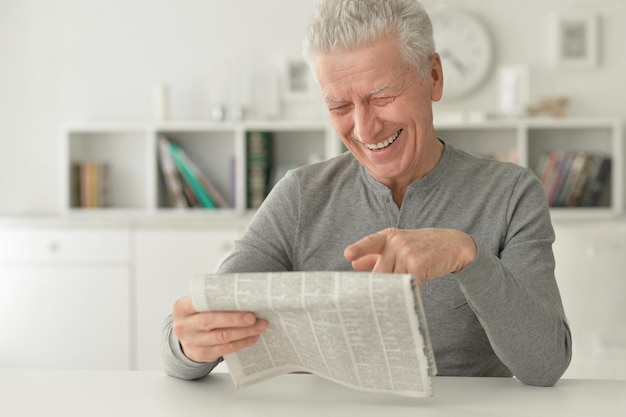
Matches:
[61,121,339,216]
[62,118,623,219]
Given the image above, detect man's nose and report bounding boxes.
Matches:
[353,104,381,143]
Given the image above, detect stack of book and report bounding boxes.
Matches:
[158,136,229,209]
[70,161,110,208]
[535,151,611,207]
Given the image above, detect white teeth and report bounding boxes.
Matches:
[365,130,401,150]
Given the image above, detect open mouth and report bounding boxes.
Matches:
[364,129,402,150]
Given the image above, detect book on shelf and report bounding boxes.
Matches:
[70,161,110,209]
[157,136,230,210]
[578,155,612,207]
[535,151,611,207]
[190,271,437,398]
[246,131,273,209]
[564,153,594,207]
[553,151,586,207]
[157,136,187,208]
[230,157,237,209]
[168,140,217,209]
[70,163,81,208]
[179,150,229,208]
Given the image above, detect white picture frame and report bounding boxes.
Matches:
[282,58,314,102]
[554,13,598,70]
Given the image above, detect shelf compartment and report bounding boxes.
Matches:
[64,127,150,211]
[527,123,620,212]
[155,127,237,211]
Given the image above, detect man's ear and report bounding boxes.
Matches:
[429,53,444,102]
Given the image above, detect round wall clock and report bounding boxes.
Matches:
[431,10,494,100]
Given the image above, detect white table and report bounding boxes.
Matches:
[1,370,624,416]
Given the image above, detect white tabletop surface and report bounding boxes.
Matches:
[1,369,625,417]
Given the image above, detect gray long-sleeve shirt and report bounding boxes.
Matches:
[162,142,572,386]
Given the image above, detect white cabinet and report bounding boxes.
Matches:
[133,227,241,371]
[2,217,625,379]
[552,220,626,380]
[0,227,131,370]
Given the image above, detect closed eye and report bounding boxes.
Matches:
[371,95,397,106]
[328,103,352,115]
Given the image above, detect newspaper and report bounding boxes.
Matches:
[190,271,437,398]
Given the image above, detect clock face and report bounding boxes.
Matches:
[431,11,493,100]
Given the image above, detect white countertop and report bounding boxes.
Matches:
[1,370,624,417]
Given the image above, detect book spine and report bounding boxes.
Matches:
[70,163,81,208]
[157,136,188,208]
[554,152,585,207]
[230,156,237,209]
[579,156,611,207]
[537,151,560,203]
[537,151,612,208]
[168,141,217,209]
[77,161,106,209]
[246,131,273,209]
[566,153,593,207]
[179,152,229,208]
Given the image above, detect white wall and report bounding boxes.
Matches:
[425,0,626,119]
[1,0,625,215]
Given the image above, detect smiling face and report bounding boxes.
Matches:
[314,36,444,203]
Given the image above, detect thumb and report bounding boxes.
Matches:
[172,296,197,318]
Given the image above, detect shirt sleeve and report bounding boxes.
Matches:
[218,170,301,273]
[161,314,222,380]
[453,169,572,386]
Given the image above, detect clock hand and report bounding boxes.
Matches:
[440,49,468,75]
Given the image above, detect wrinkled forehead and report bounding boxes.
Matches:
[314,40,419,99]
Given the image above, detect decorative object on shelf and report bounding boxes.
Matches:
[227,60,248,122]
[554,13,598,70]
[210,105,225,122]
[251,70,281,120]
[498,65,530,117]
[431,9,493,100]
[526,97,570,118]
[229,104,245,122]
[154,82,170,122]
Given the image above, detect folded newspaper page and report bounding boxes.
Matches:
[190,271,437,397]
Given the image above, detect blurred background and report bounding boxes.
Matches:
[0,0,624,380]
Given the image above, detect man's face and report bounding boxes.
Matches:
[315,36,443,190]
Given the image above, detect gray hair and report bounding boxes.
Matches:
[302,0,435,78]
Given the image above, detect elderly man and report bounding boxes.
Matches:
[163,0,571,386]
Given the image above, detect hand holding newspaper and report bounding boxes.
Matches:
[190,271,437,398]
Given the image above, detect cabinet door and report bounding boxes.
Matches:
[134,228,239,370]
[552,221,626,380]
[0,265,130,369]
